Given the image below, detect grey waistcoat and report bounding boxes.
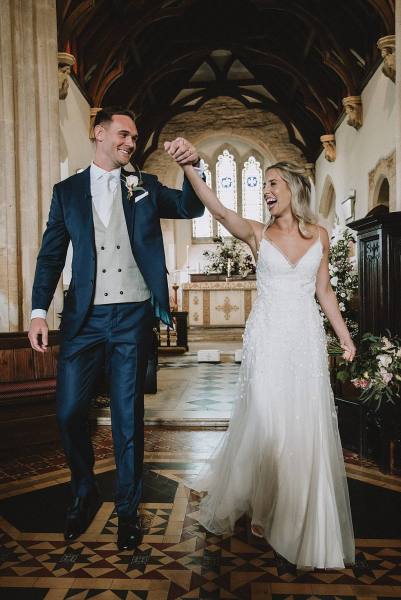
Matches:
[92,190,150,305]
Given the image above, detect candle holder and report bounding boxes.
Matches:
[172,283,179,312]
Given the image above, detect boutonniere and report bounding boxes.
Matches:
[121,171,146,200]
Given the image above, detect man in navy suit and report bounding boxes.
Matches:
[28,107,204,549]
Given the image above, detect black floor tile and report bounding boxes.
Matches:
[0,590,48,600]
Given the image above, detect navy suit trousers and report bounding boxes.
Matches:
[56,300,153,517]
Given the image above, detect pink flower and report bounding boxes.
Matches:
[351,378,370,389]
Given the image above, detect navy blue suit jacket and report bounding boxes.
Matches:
[32,166,204,339]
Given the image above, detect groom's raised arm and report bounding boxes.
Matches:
[153,137,205,220]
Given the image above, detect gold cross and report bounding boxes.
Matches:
[215,296,240,320]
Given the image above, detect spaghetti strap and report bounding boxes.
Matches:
[257,222,269,254]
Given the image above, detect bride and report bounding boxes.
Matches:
[171,155,356,569]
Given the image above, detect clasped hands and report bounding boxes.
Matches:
[164,137,199,167]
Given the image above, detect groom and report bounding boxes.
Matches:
[28,107,204,550]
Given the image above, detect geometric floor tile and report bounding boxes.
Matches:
[1,465,401,599]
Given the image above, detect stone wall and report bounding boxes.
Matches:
[144,96,305,184]
[0,0,62,332]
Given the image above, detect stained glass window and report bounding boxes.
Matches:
[192,163,213,238]
[216,150,237,237]
[242,156,263,221]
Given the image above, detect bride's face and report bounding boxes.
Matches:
[264,168,292,217]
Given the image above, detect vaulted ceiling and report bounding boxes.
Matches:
[57,0,394,165]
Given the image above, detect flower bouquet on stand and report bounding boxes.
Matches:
[335,332,401,412]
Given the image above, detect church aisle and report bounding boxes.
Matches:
[1,427,401,600]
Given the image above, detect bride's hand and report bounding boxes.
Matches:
[340,338,356,362]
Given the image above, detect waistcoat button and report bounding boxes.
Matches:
[102,269,106,273]
[104,292,108,296]
[116,245,120,249]
[120,291,123,295]
[118,268,122,272]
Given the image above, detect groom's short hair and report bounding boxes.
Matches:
[94,107,136,128]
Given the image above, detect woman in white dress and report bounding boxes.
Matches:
[173,158,356,569]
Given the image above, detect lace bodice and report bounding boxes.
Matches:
[256,237,323,300]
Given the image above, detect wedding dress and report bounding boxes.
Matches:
[194,232,355,569]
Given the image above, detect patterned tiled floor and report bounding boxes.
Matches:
[1,336,401,599]
[1,455,401,599]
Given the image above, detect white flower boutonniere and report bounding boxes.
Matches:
[122,173,146,199]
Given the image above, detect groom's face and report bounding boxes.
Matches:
[96,114,138,168]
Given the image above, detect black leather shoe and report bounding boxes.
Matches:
[64,488,102,541]
[117,513,142,550]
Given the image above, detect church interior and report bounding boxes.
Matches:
[1,0,401,599]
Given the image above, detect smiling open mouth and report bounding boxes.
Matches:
[266,198,277,208]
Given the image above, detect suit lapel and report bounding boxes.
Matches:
[78,167,96,251]
[121,173,136,239]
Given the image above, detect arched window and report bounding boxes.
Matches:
[192,163,214,238]
[216,150,237,237]
[242,156,263,221]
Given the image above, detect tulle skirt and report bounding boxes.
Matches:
[192,296,355,569]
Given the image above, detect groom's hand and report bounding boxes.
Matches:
[164,137,199,166]
[28,318,49,353]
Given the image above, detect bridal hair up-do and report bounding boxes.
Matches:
[265,162,316,238]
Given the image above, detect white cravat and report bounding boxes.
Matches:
[91,164,121,227]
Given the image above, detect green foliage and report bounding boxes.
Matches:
[321,229,359,341]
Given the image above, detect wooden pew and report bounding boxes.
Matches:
[0,331,60,449]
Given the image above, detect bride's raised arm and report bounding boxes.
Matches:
[181,164,262,253]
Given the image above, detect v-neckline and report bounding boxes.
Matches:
[262,236,320,269]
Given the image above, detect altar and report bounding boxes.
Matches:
[182,280,258,327]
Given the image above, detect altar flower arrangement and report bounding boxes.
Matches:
[335,332,401,411]
[202,236,255,278]
[322,229,359,348]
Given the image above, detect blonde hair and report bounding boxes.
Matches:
[265,161,316,238]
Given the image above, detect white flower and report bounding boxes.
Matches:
[379,367,393,385]
[377,353,392,368]
[381,336,393,350]
[397,348,401,358]
[126,175,139,187]
[339,302,345,311]
[340,292,346,298]
[330,276,338,287]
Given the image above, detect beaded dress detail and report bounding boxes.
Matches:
[194,235,355,569]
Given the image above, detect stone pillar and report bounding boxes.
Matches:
[0,0,62,332]
[396,0,401,211]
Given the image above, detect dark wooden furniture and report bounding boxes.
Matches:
[335,211,401,472]
[157,311,189,354]
[349,210,401,336]
[0,331,61,449]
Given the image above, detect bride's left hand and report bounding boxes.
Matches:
[340,338,356,362]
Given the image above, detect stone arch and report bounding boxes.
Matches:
[368,151,395,212]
